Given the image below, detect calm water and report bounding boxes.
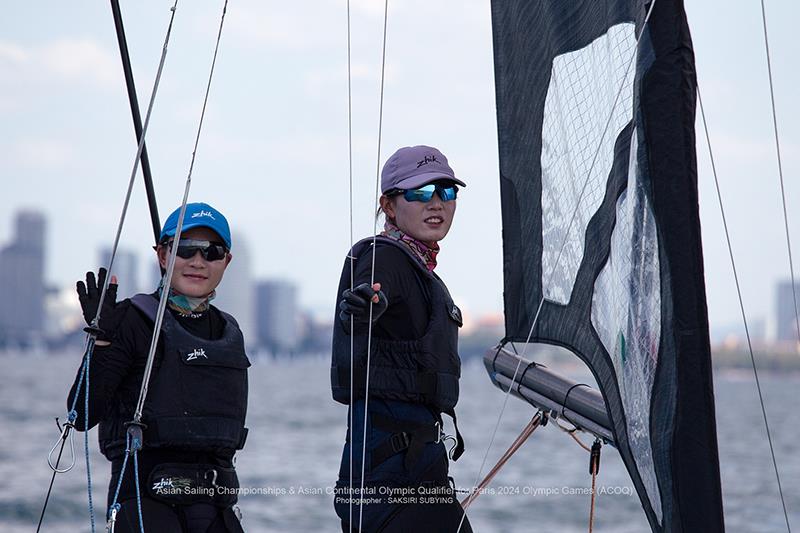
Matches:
[1,353,798,532]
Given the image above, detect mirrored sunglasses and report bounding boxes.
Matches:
[390,183,458,203]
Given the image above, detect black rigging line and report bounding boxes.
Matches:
[109,0,161,244]
[35,430,69,533]
[697,88,791,533]
[758,0,800,351]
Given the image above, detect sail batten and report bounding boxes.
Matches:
[490,0,724,531]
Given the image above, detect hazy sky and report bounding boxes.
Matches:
[1,1,797,335]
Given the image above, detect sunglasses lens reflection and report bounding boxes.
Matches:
[402,184,457,203]
[171,240,228,261]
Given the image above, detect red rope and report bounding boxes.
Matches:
[589,468,598,532]
[461,412,542,510]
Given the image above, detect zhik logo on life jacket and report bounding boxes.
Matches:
[186,348,208,361]
[191,210,216,220]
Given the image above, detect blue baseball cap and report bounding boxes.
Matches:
[159,202,232,249]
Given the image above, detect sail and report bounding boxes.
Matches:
[490,0,723,531]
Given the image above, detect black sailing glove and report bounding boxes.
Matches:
[339,282,388,325]
[76,268,123,342]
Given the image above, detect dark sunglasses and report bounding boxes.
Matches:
[388,183,458,203]
[168,239,229,261]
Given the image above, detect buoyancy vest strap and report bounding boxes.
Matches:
[370,414,441,471]
[131,293,159,322]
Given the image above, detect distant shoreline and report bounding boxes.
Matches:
[3,345,800,374]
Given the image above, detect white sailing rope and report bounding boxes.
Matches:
[759,0,800,350]
[697,88,791,533]
[39,4,181,533]
[345,0,356,528]
[357,1,391,530]
[456,2,658,530]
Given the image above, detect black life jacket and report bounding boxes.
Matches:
[331,236,463,413]
[98,294,250,459]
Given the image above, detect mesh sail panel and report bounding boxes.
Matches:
[542,23,636,304]
[490,0,723,531]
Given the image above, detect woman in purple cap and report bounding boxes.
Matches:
[68,202,248,532]
[331,146,473,531]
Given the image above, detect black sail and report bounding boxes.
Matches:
[490,0,724,531]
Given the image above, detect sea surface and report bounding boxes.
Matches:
[1,352,798,532]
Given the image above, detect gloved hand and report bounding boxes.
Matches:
[339,282,388,325]
[76,268,123,341]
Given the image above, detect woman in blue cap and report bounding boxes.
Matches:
[331,146,474,532]
[68,202,249,532]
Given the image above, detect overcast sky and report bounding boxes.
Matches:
[1,1,797,336]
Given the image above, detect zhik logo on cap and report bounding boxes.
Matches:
[191,210,216,220]
[416,154,441,168]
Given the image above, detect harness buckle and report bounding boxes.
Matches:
[390,432,411,452]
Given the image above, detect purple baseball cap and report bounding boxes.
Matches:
[381,145,466,194]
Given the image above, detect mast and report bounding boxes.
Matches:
[109,0,161,244]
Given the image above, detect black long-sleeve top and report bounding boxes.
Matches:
[345,243,430,339]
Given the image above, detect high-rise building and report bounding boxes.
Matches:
[14,211,45,249]
[213,235,256,349]
[256,280,299,355]
[775,280,799,343]
[0,210,46,346]
[99,246,139,299]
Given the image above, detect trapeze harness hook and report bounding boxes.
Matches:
[205,468,219,489]
[437,421,461,460]
[47,414,77,474]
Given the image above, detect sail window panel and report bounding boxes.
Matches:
[541,23,637,304]
[591,128,663,522]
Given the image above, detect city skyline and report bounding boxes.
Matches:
[2,207,800,349]
[0,208,313,351]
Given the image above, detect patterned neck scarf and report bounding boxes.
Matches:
[381,220,440,271]
[157,279,215,317]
